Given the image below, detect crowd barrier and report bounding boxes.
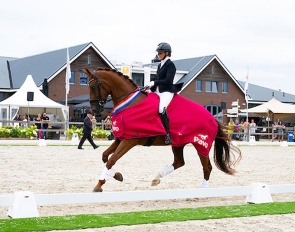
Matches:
[0,120,294,142]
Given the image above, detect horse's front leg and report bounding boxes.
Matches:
[102,138,121,163]
[152,146,185,186]
[93,139,138,192]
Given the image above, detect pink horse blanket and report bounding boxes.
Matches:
[111,93,218,156]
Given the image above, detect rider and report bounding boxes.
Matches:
[146,42,183,145]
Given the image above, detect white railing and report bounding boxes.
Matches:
[0,184,294,207]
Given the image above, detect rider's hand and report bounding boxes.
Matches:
[143,81,154,91]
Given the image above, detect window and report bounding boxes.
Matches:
[132,73,144,87]
[87,55,91,64]
[222,81,228,93]
[211,66,215,74]
[206,81,218,93]
[196,80,202,92]
[206,104,223,122]
[79,72,88,85]
[69,71,75,84]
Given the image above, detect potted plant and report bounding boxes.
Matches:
[91,126,111,140]
[65,125,83,139]
[0,125,37,139]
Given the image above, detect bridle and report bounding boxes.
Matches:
[88,70,110,108]
[88,70,142,110]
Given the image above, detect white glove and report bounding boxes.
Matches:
[147,81,154,87]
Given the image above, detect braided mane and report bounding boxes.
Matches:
[96,68,138,88]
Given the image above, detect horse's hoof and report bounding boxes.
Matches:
[114,172,123,182]
[151,179,160,186]
[93,188,103,192]
[93,179,105,192]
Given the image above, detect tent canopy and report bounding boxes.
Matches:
[241,98,295,119]
[0,75,68,122]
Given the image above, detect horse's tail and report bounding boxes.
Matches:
[214,121,242,175]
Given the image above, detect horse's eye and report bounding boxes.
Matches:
[90,86,96,90]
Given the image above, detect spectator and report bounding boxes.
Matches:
[227,119,234,140]
[35,113,42,139]
[233,119,239,140]
[41,112,50,139]
[104,115,114,140]
[249,119,256,136]
[243,119,249,141]
[277,120,285,142]
[271,121,277,142]
[14,114,22,127]
[21,115,28,128]
[104,116,112,130]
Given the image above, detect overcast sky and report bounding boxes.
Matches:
[1,0,294,94]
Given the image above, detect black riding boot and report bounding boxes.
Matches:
[160,108,172,145]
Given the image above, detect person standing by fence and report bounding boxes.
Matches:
[243,119,249,141]
[227,119,234,140]
[34,113,42,139]
[41,112,50,139]
[233,119,239,140]
[277,120,285,142]
[249,119,256,136]
[21,115,28,128]
[271,121,277,142]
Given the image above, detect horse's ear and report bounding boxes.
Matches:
[82,68,92,76]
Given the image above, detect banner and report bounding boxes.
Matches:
[121,66,131,78]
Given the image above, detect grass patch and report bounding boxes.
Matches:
[0,202,294,231]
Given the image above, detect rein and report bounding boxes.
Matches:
[88,70,144,110]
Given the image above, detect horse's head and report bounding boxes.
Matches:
[83,68,143,116]
[82,68,110,115]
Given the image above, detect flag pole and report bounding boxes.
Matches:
[65,48,71,132]
[245,66,249,124]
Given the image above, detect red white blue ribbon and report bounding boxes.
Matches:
[112,88,141,115]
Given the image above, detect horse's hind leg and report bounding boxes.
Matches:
[197,151,212,188]
[152,145,185,186]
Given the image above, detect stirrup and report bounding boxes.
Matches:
[165,134,172,145]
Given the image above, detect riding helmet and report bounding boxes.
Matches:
[156,42,172,53]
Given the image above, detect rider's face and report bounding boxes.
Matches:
[157,51,166,60]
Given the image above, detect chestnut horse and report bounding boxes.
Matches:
[84,68,241,192]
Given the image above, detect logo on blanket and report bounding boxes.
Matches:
[112,120,119,132]
[194,134,208,148]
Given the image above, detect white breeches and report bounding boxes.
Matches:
[155,89,174,113]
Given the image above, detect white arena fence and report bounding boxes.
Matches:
[0,183,294,218]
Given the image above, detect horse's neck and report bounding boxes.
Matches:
[111,88,146,108]
[109,78,146,109]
